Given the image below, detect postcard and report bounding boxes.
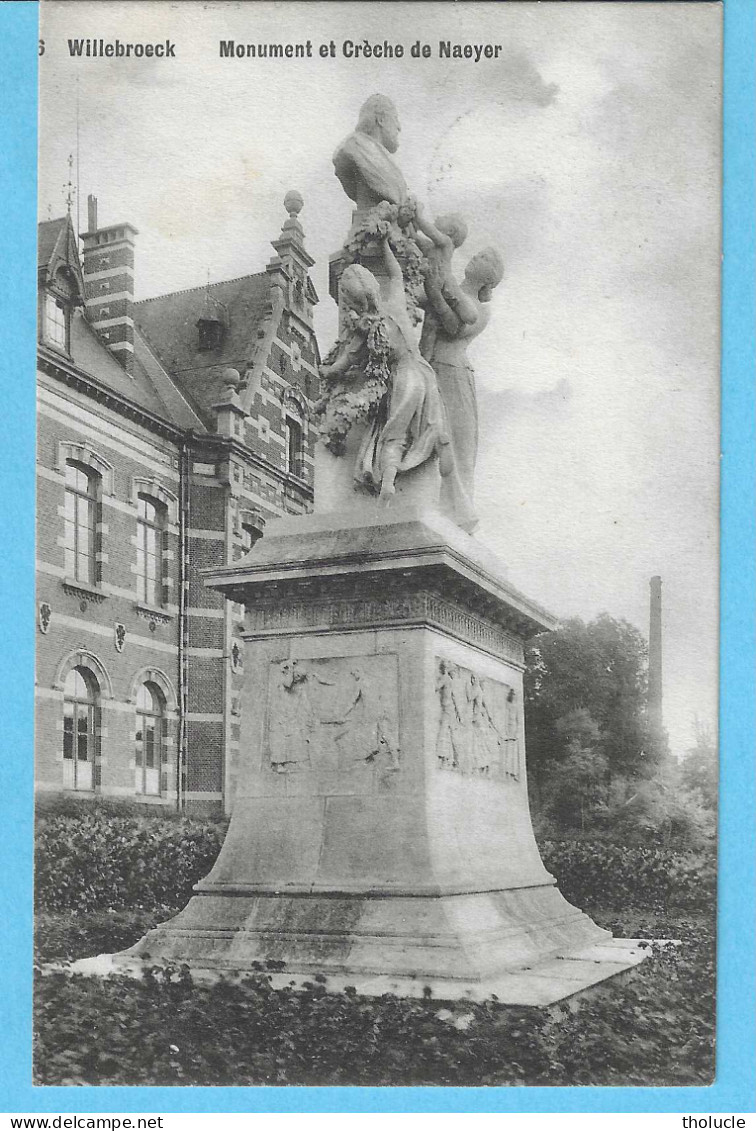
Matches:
[1,0,753,1117]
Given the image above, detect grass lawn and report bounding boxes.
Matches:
[34,906,715,1087]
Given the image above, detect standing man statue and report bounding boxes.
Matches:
[333,94,408,226]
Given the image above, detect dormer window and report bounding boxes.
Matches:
[43,291,69,351]
[196,293,228,353]
[38,215,83,352]
[197,318,223,352]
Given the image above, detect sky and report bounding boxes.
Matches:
[38,1,722,756]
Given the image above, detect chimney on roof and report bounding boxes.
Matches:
[80,195,138,375]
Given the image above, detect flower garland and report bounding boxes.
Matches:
[312,310,391,455]
[343,201,427,326]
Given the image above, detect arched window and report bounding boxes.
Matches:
[285,414,304,477]
[63,667,99,791]
[135,681,166,796]
[136,494,166,605]
[64,461,99,584]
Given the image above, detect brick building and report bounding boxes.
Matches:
[36,191,320,814]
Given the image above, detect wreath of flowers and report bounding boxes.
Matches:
[313,200,432,454]
[343,201,427,326]
[312,310,392,455]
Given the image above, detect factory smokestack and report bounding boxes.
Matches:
[648,575,663,751]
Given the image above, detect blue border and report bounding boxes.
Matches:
[1,0,753,1114]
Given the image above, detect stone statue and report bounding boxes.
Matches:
[318,235,452,502]
[324,94,500,532]
[414,212,478,339]
[333,94,407,223]
[420,245,505,532]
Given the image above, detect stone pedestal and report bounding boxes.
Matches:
[103,503,645,1004]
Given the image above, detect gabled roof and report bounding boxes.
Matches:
[38,217,210,433]
[133,273,275,428]
[133,329,205,431]
[38,215,85,299]
[64,309,172,419]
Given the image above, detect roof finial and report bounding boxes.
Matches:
[65,154,75,216]
[284,190,304,220]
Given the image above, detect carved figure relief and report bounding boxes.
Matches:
[435,659,520,780]
[266,655,400,788]
[268,659,326,774]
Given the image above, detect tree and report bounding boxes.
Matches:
[679,717,718,811]
[525,613,661,816]
[541,709,608,832]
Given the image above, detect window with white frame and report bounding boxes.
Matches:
[63,461,99,584]
[62,667,99,791]
[135,681,167,796]
[43,292,68,350]
[136,494,166,605]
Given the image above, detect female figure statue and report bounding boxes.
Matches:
[467,673,502,775]
[318,235,457,505]
[420,246,505,532]
[436,660,462,769]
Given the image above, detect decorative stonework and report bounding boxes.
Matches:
[128,666,178,711]
[114,623,126,652]
[135,603,172,627]
[130,476,179,523]
[247,589,523,666]
[39,602,52,634]
[62,578,108,605]
[434,658,520,780]
[265,655,400,785]
[56,441,115,496]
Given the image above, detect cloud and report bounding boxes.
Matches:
[492,52,559,108]
[484,377,573,417]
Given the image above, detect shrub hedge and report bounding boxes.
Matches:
[35,815,224,913]
[34,814,716,915]
[33,913,715,1086]
[540,839,716,913]
[35,909,173,964]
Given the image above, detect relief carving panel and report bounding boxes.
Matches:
[265,655,400,790]
[435,658,521,780]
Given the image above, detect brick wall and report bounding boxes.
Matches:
[36,375,183,808]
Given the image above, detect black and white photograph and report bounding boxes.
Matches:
[34,0,721,1089]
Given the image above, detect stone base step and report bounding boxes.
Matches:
[67,936,648,1007]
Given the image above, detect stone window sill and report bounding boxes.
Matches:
[134,602,174,625]
[62,577,109,604]
[41,339,71,360]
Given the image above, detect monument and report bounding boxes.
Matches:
[83,96,645,1004]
